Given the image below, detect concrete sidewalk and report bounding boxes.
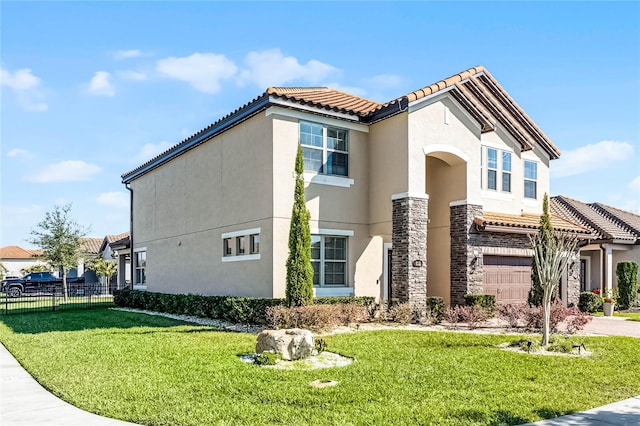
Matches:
[0,343,137,425]
[523,396,640,425]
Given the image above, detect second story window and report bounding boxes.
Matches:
[487,148,498,190]
[502,151,511,192]
[300,121,349,177]
[524,160,538,199]
[482,146,512,194]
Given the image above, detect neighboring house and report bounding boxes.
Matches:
[102,232,130,290]
[121,65,583,308]
[551,196,640,296]
[0,246,46,277]
[68,237,103,283]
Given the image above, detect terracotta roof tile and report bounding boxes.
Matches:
[267,87,381,116]
[550,196,638,241]
[591,203,640,237]
[475,211,589,234]
[80,238,103,254]
[0,246,42,259]
[106,232,129,244]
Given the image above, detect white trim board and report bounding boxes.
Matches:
[310,228,354,237]
[221,254,261,263]
[221,228,261,239]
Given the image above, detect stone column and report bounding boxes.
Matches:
[450,202,483,306]
[391,193,428,317]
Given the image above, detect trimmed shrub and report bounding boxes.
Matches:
[616,262,639,310]
[566,310,592,334]
[464,294,496,316]
[458,305,489,329]
[496,303,526,328]
[266,304,366,331]
[578,291,603,313]
[385,302,412,325]
[425,297,445,324]
[113,289,374,326]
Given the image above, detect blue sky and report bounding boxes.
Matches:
[2,1,639,249]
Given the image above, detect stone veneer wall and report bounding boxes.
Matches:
[391,196,428,315]
[451,202,581,307]
[450,203,483,305]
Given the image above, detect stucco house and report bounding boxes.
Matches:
[0,246,46,277]
[551,196,640,296]
[121,65,583,309]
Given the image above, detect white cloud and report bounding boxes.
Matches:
[0,67,48,111]
[29,161,102,183]
[7,148,31,158]
[97,192,129,209]
[551,141,635,178]
[629,176,640,191]
[157,53,237,94]
[239,49,339,88]
[117,70,147,81]
[87,71,115,96]
[113,49,142,60]
[137,141,173,162]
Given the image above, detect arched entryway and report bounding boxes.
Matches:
[424,146,468,305]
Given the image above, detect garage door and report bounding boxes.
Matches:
[483,256,531,304]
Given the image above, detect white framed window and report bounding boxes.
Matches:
[221,228,261,262]
[134,249,146,287]
[481,146,512,194]
[223,238,232,256]
[250,234,259,254]
[524,160,538,199]
[486,148,498,190]
[300,121,349,177]
[502,151,511,192]
[311,235,347,287]
[236,236,246,255]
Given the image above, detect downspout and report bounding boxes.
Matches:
[599,243,605,295]
[126,183,134,290]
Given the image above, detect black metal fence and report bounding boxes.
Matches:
[1,282,115,315]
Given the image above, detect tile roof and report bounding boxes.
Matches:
[80,238,103,254]
[106,232,129,244]
[122,65,561,182]
[0,246,43,259]
[550,196,639,242]
[267,87,381,116]
[474,211,590,234]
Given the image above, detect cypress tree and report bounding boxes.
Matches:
[285,144,314,307]
[528,193,554,306]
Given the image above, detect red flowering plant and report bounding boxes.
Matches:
[592,289,601,295]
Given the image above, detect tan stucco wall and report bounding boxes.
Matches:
[368,113,408,237]
[425,156,466,304]
[131,113,275,297]
[271,112,379,298]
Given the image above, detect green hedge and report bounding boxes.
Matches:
[578,291,603,313]
[616,262,639,310]
[426,297,445,323]
[464,294,496,316]
[113,289,375,325]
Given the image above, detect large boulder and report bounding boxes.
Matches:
[256,328,314,360]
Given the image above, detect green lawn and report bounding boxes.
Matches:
[593,311,640,321]
[1,309,639,426]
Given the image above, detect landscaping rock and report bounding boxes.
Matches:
[256,328,314,360]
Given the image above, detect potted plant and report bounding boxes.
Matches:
[602,288,617,316]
